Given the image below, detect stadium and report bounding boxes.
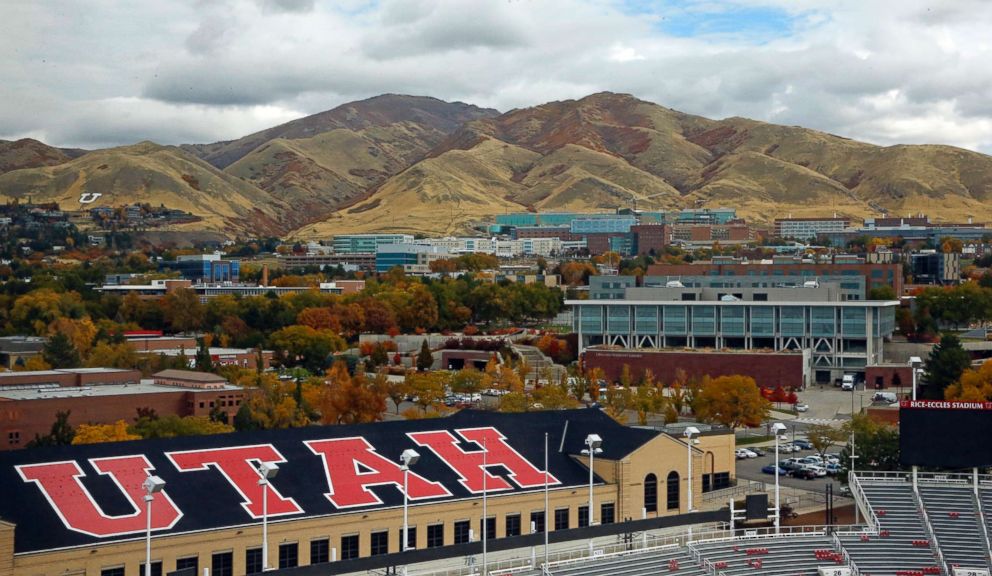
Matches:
[1,403,990,576]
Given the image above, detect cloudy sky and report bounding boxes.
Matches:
[3,0,992,153]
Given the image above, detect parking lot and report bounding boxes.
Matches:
[734,444,848,495]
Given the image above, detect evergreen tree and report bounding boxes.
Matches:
[195,338,214,372]
[416,339,434,372]
[42,332,81,369]
[233,403,258,432]
[27,410,75,448]
[922,334,971,400]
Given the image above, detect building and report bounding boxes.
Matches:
[669,223,754,246]
[375,244,451,274]
[159,253,240,283]
[571,280,899,383]
[98,281,355,302]
[908,251,960,285]
[584,347,811,389]
[0,369,248,451]
[332,234,413,254]
[0,409,735,575]
[154,347,273,370]
[277,252,377,272]
[0,336,46,369]
[630,224,668,255]
[642,274,867,301]
[773,217,851,240]
[646,256,903,299]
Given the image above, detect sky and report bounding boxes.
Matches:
[2,0,992,153]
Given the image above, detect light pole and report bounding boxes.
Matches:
[482,436,488,576]
[399,449,420,552]
[909,356,923,401]
[143,476,166,576]
[581,434,603,526]
[684,427,700,512]
[257,462,279,571]
[771,423,787,534]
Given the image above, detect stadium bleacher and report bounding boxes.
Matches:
[489,473,992,576]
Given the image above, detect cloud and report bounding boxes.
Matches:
[1,0,991,154]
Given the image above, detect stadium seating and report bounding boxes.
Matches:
[692,534,841,575]
[918,484,991,570]
[839,481,942,575]
[542,546,705,576]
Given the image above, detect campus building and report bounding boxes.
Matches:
[0,409,734,575]
[773,217,850,240]
[571,281,899,383]
[375,244,451,274]
[158,253,239,283]
[332,234,413,254]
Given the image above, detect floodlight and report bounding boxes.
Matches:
[771,423,787,433]
[909,356,923,368]
[400,448,421,468]
[684,426,701,438]
[258,461,279,480]
[143,475,166,495]
[585,433,603,450]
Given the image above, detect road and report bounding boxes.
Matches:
[735,445,847,495]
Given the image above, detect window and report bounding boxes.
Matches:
[427,524,444,548]
[644,473,658,513]
[7,430,20,445]
[480,516,496,540]
[554,507,569,530]
[278,543,298,569]
[578,505,589,527]
[601,503,615,524]
[176,557,199,573]
[246,548,263,575]
[310,538,329,564]
[753,293,768,301]
[370,531,389,556]
[667,471,681,510]
[505,514,521,537]
[399,526,417,550]
[211,552,232,576]
[101,568,124,576]
[530,510,546,533]
[454,520,471,544]
[139,562,162,576]
[341,534,359,560]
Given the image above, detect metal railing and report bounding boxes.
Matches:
[847,472,880,533]
[973,488,992,567]
[914,483,949,576]
[701,480,764,502]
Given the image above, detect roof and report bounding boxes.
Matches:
[0,381,240,401]
[0,409,671,554]
[152,369,227,382]
[0,336,46,353]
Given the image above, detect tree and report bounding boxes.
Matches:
[416,339,434,372]
[161,288,204,333]
[385,377,410,415]
[838,414,900,478]
[72,420,141,444]
[42,332,81,369]
[868,285,896,300]
[806,424,846,461]
[48,317,97,357]
[310,362,387,425]
[269,325,346,373]
[695,375,769,428]
[922,334,971,400]
[195,337,214,372]
[85,342,139,369]
[26,410,75,448]
[233,403,259,431]
[945,361,992,401]
[405,372,449,413]
[132,415,234,439]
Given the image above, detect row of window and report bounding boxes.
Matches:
[98,504,621,576]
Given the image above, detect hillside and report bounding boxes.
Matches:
[0,139,85,175]
[0,142,292,236]
[295,92,992,237]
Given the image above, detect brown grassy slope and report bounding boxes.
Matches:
[0,142,291,235]
[184,94,500,169]
[0,139,82,175]
[291,138,539,237]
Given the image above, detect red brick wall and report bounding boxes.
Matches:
[75,370,142,386]
[584,349,806,389]
[865,365,913,390]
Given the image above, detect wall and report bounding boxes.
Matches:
[584,349,807,389]
[0,521,12,576]
[865,365,913,391]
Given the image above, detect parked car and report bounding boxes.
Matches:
[841,374,855,391]
[735,448,758,459]
[762,464,787,476]
[780,443,799,453]
[795,403,809,412]
[825,463,842,475]
[824,455,840,465]
[751,448,767,457]
[806,465,828,477]
[791,466,818,480]
[800,455,823,466]
[793,439,814,450]
[780,458,802,471]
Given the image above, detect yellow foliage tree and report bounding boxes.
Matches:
[49,317,98,357]
[17,356,52,371]
[695,375,770,429]
[85,342,139,369]
[72,420,141,444]
[945,362,992,401]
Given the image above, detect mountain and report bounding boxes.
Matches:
[294,92,992,237]
[0,142,292,236]
[0,139,86,175]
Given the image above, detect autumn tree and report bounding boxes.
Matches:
[310,361,387,425]
[161,288,204,333]
[72,420,141,444]
[385,377,410,415]
[806,424,846,461]
[405,372,449,414]
[945,361,992,401]
[269,325,346,373]
[132,415,234,439]
[85,342,140,369]
[48,317,97,358]
[695,375,770,428]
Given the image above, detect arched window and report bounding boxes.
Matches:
[667,471,680,510]
[644,473,658,513]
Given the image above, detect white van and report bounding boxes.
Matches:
[841,374,855,391]
[873,391,898,404]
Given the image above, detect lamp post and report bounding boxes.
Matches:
[482,436,488,576]
[684,427,700,512]
[399,449,420,552]
[257,462,279,571]
[771,423,787,534]
[143,476,166,576]
[909,356,923,401]
[581,434,603,526]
